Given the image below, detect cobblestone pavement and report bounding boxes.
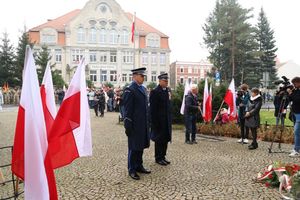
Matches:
[0,107,299,200]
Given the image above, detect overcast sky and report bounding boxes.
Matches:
[0,0,299,64]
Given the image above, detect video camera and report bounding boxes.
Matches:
[274,76,294,94]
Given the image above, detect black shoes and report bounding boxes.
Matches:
[185,140,197,144]
[163,159,171,165]
[248,143,258,150]
[129,172,140,180]
[136,166,151,174]
[156,160,168,166]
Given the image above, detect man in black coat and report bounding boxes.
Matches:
[150,73,172,166]
[184,84,201,144]
[123,67,151,180]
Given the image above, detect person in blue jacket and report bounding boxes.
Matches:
[123,67,151,180]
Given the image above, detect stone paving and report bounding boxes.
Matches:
[0,107,299,199]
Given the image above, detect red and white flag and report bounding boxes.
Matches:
[47,58,92,169]
[11,46,57,200]
[202,78,212,122]
[131,12,136,43]
[180,80,191,115]
[223,79,237,121]
[41,62,57,135]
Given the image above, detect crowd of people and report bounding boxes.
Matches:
[1,69,300,180]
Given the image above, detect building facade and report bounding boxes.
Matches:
[28,0,170,87]
[169,60,213,89]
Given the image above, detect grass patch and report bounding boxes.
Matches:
[260,109,294,127]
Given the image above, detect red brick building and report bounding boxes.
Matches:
[169,60,213,89]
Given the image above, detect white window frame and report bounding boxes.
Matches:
[110,70,117,82]
[122,51,133,64]
[77,27,85,43]
[120,29,129,44]
[89,50,97,63]
[90,70,97,82]
[100,70,107,82]
[89,27,97,43]
[71,49,84,62]
[55,49,62,63]
[110,51,117,63]
[151,53,157,65]
[110,29,118,44]
[142,52,148,64]
[100,28,106,44]
[100,51,107,63]
[160,53,166,65]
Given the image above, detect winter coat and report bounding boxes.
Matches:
[245,95,262,128]
[123,81,150,151]
[150,85,172,143]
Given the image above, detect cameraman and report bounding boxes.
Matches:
[273,90,289,127]
[236,84,250,144]
[287,76,300,157]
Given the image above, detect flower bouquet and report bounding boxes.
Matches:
[256,161,300,199]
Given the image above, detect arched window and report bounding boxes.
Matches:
[77,27,85,43]
[110,29,118,44]
[89,27,97,43]
[120,29,129,44]
[99,28,106,44]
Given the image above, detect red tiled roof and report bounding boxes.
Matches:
[125,12,168,38]
[29,9,168,38]
[30,9,81,32]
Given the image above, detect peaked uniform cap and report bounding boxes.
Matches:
[158,73,169,80]
[131,67,146,75]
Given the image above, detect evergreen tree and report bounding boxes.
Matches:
[35,44,51,83]
[0,32,15,86]
[203,0,257,86]
[255,8,278,88]
[35,44,65,88]
[14,28,34,86]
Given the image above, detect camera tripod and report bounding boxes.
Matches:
[268,93,288,153]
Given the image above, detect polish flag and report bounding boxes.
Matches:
[47,58,92,169]
[223,79,237,120]
[131,13,135,43]
[41,62,57,135]
[11,46,57,200]
[180,80,191,115]
[202,78,212,122]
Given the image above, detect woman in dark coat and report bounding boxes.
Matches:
[245,88,262,150]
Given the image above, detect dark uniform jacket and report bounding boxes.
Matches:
[123,81,150,151]
[245,95,262,128]
[150,85,172,143]
[184,92,199,116]
[289,88,300,114]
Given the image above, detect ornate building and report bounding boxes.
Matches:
[28,0,170,87]
[169,60,213,89]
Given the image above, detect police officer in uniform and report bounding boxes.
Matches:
[123,67,151,180]
[150,73,172,166]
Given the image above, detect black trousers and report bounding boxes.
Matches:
[93,104,99,116]
[128,149,143,173]
[250,127,258,145]
[99,103,105,116]
[240,118,249,139]
[155,141,168,161]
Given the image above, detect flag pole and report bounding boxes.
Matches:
[132,12,136,69]
[213,100,224,122]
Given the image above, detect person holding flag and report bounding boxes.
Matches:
[184,84,201,144]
